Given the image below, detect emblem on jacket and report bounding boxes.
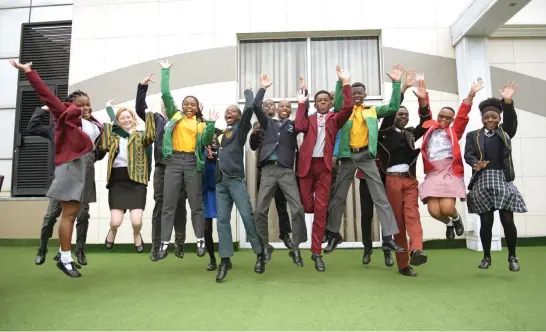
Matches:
[287,124,294,133]
[224,130,232,138]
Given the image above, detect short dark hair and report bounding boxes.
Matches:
[66,89,88,103]
[479,97,503,114]
[441,106,455,114]
[314,90,332,101]
[399,105,408,111]
[351,82,366,90]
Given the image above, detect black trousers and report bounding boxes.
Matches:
[257,167,292,235]
[359,171,387,249]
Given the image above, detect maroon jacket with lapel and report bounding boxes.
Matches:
[295,84,354,178]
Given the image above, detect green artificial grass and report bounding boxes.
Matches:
[1,246,545,331]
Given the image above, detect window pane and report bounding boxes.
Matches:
[310,37,381,96]
[239,39,308,99]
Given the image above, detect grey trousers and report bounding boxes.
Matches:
[327,150,399,237]
[216,175,263,258]
[161,152,204,242]
[151,164,187,246]
[39,198,90,250]
[255,164,307,247]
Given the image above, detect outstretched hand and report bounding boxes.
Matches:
[141,73,155,85]
[470,78,485,96]
[404,69,416,88]
[203,109,219,121]
[499,81,517,101]
[9,60,32,73]
[295,90,309,104]
[336,65,350,85]
[106,98,116,107]
[260,73,272,89]
[412,77,427,100]
[299,76,307,91]
[386,64,405,82]
[157,59,173,69]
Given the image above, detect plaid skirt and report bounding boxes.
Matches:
[467,169,527,215]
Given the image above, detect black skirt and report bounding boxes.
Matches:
[108,167,147,210]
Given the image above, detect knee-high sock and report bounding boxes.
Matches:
[204,218,215,260]
[479,210,495,258]
[499,210,517,258]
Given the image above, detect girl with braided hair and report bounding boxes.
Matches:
[10,60,102,278]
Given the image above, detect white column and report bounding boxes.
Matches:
[455,37,502,252]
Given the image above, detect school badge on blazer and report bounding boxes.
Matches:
[224,131,232,139]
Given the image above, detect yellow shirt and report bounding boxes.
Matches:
[172,116,201,152]
[349,105,369,148]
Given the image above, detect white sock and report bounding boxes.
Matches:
[446,221,453,226]
[60,250,73,270]
[161,241,169,251]
[197,238,204,244]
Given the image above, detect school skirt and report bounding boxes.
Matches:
[467,169,527,215]
[203,189,217,219]
[419,158,466,204]
[47,151,96,204]
[108,167,147,210]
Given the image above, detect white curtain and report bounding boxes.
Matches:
[310,37,381,96]
[239,39,308,99]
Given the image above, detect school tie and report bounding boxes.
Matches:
[318,114,325,128]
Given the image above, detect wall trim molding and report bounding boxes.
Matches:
[491,24,546,38]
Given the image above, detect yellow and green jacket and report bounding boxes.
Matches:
[334,80,401,158]
[160,68,215,171]
[98,110,156,186]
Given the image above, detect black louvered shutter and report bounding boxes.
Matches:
[12,21,71,196]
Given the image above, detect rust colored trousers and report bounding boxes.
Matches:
[385,175,423,269]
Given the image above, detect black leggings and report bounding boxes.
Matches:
[204,218,215,260]
[479,209,517,259]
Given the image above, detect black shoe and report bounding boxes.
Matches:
[174,242,184,258]
[35,248,47,265]
[384,249,394,267]
[382,239,405,253]
[75,249,87,266]
[311,254,325,272]
[399,266,417,277]
[53,251,60,261]
[216,262,229,282]
[134,234,144,253]
[452,215,464,236]
[254,255,266,274]
[279,233,293,249]
[289,249,304,267]
[409,249,427,266]
[157,244,169,261]
[207,259,217,271]
[362,248,372,265]
[322,230,330,244]
[478,256,492,269]
[446,226,455,241]
[324,234,343,254]
[56,260,82,278]
[105,230,114,249]
[196,240,206,257]
[150,245,159,262]
[508,256,520,272]
[264,244,275,264]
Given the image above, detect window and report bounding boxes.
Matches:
[238,36,381,101]
[12,21,71,196]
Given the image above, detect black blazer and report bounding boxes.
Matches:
[254,108,300,170]
[464,99,518,190]
[376,94,431,178]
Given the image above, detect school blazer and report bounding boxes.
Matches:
[464,99,518,190]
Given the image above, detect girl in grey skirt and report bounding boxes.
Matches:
[464,82,526,272]
[11,60,103,278]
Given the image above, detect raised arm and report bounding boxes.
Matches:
[200,110,219,146]
[498,82,518,138]
[333,80,342,113]
[453,79,485,140]
[27,106,51,139]
[136,73,154,122]
[333,66,354,129]
[252,74,272,129]
[158,60,177,119]
[375,64,404,118]
[244,85,254,108]
[10,61,66,119]
[105,98,116,123]
[241,81,267,136]
[142,112,156,147]
[295,91,310,133]
[411,78,432,140]
[381,70,416,130]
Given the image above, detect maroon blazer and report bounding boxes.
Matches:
[295,84,354,178]
[25,70,103,166]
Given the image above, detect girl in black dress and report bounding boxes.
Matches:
[464,82,526,272]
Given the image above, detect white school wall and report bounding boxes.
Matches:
[1,0,545,244]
